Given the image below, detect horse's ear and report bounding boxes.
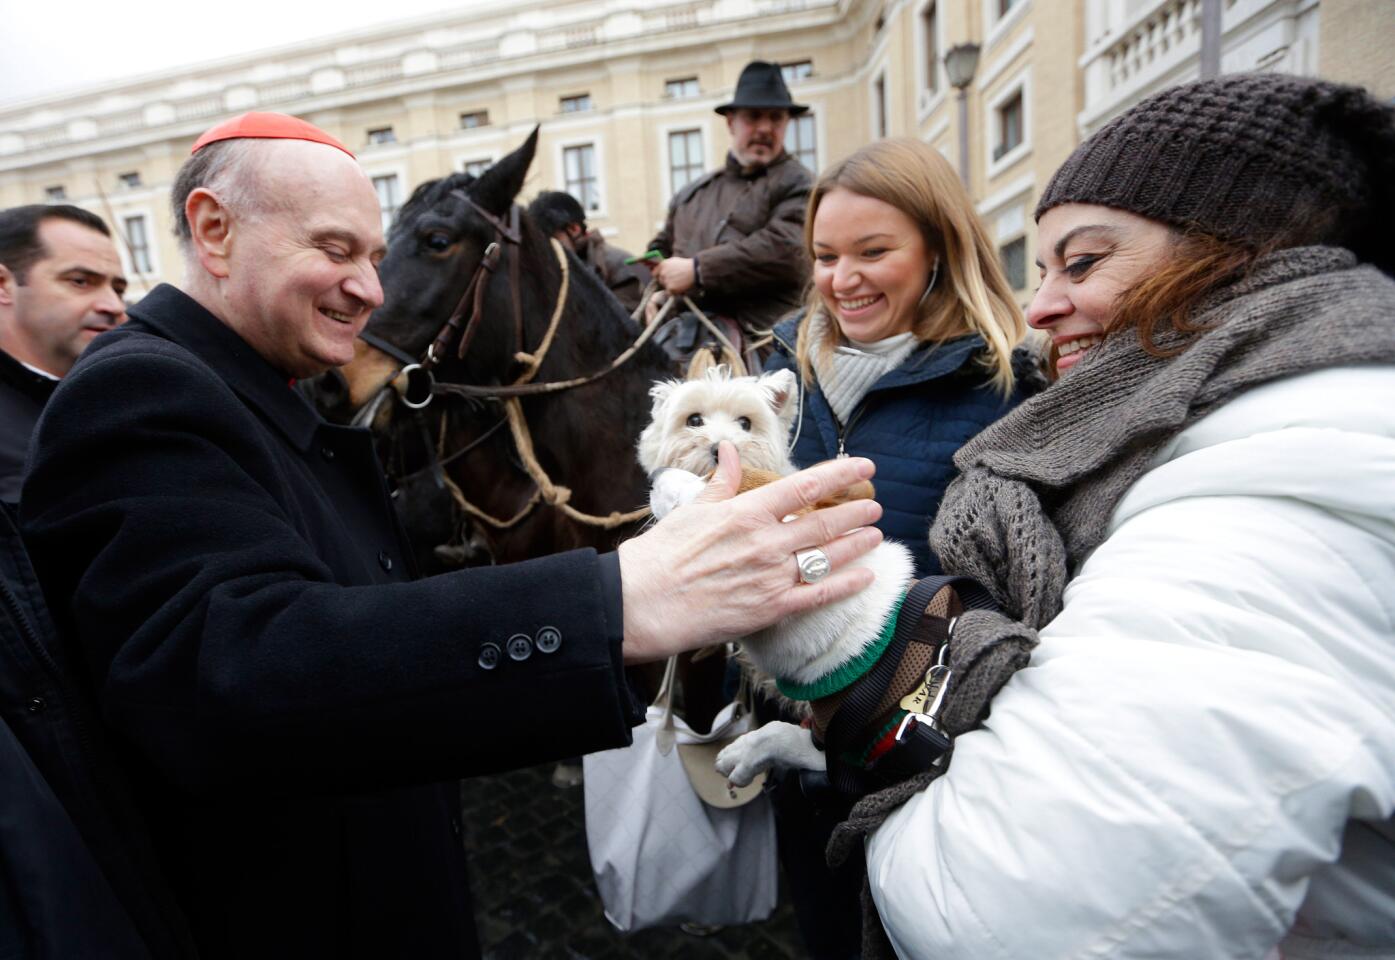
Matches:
[472,126,538,216]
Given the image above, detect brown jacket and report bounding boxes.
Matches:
[648,151,812,331]
[574,231,651,314]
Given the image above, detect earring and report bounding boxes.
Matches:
[917,258,940,307]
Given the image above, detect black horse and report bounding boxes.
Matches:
[315,129,679,571]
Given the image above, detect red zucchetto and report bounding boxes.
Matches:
[190,112,354,158]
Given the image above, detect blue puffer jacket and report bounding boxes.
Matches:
[767,315,1038,574]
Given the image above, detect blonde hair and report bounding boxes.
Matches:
[797,138,1026,394]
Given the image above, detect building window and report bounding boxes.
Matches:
[668,129,704,194]
[124,215,153,274]
[367,126,397,145]
[118,171,142,190]
[781,60,813,82]
[560,94,592,114]
[462,158,492,177]
[788,113,817,171]
[665,77,700,99]
[874,74,888,138]
[563,144,600,213]
[998,236,1026,290]
[922,2,940,95]
[44,185,66,201]
[994,91,1024,160]
[459,111,490,129]
[372,174,402,233]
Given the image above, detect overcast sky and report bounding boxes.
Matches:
[1,0,473,107]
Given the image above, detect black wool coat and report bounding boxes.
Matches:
[20,284,642,959]
[0,347,57,502]
[0,503,196,959]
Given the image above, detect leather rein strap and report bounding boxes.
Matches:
[423,194,521,371]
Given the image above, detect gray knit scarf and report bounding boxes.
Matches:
[827,246,1395,958]
[808,310,919,424]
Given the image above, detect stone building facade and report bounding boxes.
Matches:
[1,0,1389,305]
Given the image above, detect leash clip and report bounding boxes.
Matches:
[895,664,953,742]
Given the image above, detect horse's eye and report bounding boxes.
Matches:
[737,416,752,431]
[424,232,452,252]
[686,413,703,427]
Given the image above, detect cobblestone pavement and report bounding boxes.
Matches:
[460,762,807,960]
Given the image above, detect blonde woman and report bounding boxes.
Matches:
[762,137,1038,958]
[766,137,1035,575]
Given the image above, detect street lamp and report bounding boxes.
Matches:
[944,43,981,192]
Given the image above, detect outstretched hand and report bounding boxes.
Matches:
[618,442,882,663]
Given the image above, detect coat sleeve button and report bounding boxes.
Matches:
[478,643,501,670]
[507,634,533,661]
[535,626,561,654]
[378,550,393,572]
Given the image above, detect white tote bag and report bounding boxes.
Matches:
[582,657,778,932]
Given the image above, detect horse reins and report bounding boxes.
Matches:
[359,191,655,530]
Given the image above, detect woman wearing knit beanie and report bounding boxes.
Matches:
[840,75,1395,959]
[760,137,1040,957]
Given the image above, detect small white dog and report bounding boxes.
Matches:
[638,367,916,787]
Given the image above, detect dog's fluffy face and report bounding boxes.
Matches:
[637,366,798,475]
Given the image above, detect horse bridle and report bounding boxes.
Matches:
[360,187,693,413]
[357,189,525,409]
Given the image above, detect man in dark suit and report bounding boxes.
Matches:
[0,205,125,501]
[19,112,882,959]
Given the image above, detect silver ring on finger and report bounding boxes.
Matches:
[794,547,831,585]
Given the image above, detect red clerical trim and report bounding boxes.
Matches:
[191,112,354,158]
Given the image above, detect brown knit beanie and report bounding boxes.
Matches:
[1036,73,1395,275]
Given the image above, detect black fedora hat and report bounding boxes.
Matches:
[715,61,809,116]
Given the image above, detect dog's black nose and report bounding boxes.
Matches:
[710,443,721,461]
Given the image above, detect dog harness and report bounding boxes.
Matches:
[792,575,999,795]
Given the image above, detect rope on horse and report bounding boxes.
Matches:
[637,283,748,377]
[502,397,651,529]
[432,275,683,400]
[512,238,570,383]
[433,238,650,530]
[440,472,542,530]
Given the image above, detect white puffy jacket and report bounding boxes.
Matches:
[866,366,1395,960]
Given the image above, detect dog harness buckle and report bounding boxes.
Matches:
[895,663,952,743]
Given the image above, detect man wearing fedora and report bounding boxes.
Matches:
[646,60,813,335]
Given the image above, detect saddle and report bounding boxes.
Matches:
[653,308,770,377]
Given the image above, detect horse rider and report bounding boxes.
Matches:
[527,190,650,314]
[18,111,883,959]
[645,61,814,364]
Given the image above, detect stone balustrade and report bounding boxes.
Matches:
[0,0,826,158]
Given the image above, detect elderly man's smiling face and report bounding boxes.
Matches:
[216,140,386,378]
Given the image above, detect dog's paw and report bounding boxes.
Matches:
[649,468,707,520]
[715,721,826,786]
